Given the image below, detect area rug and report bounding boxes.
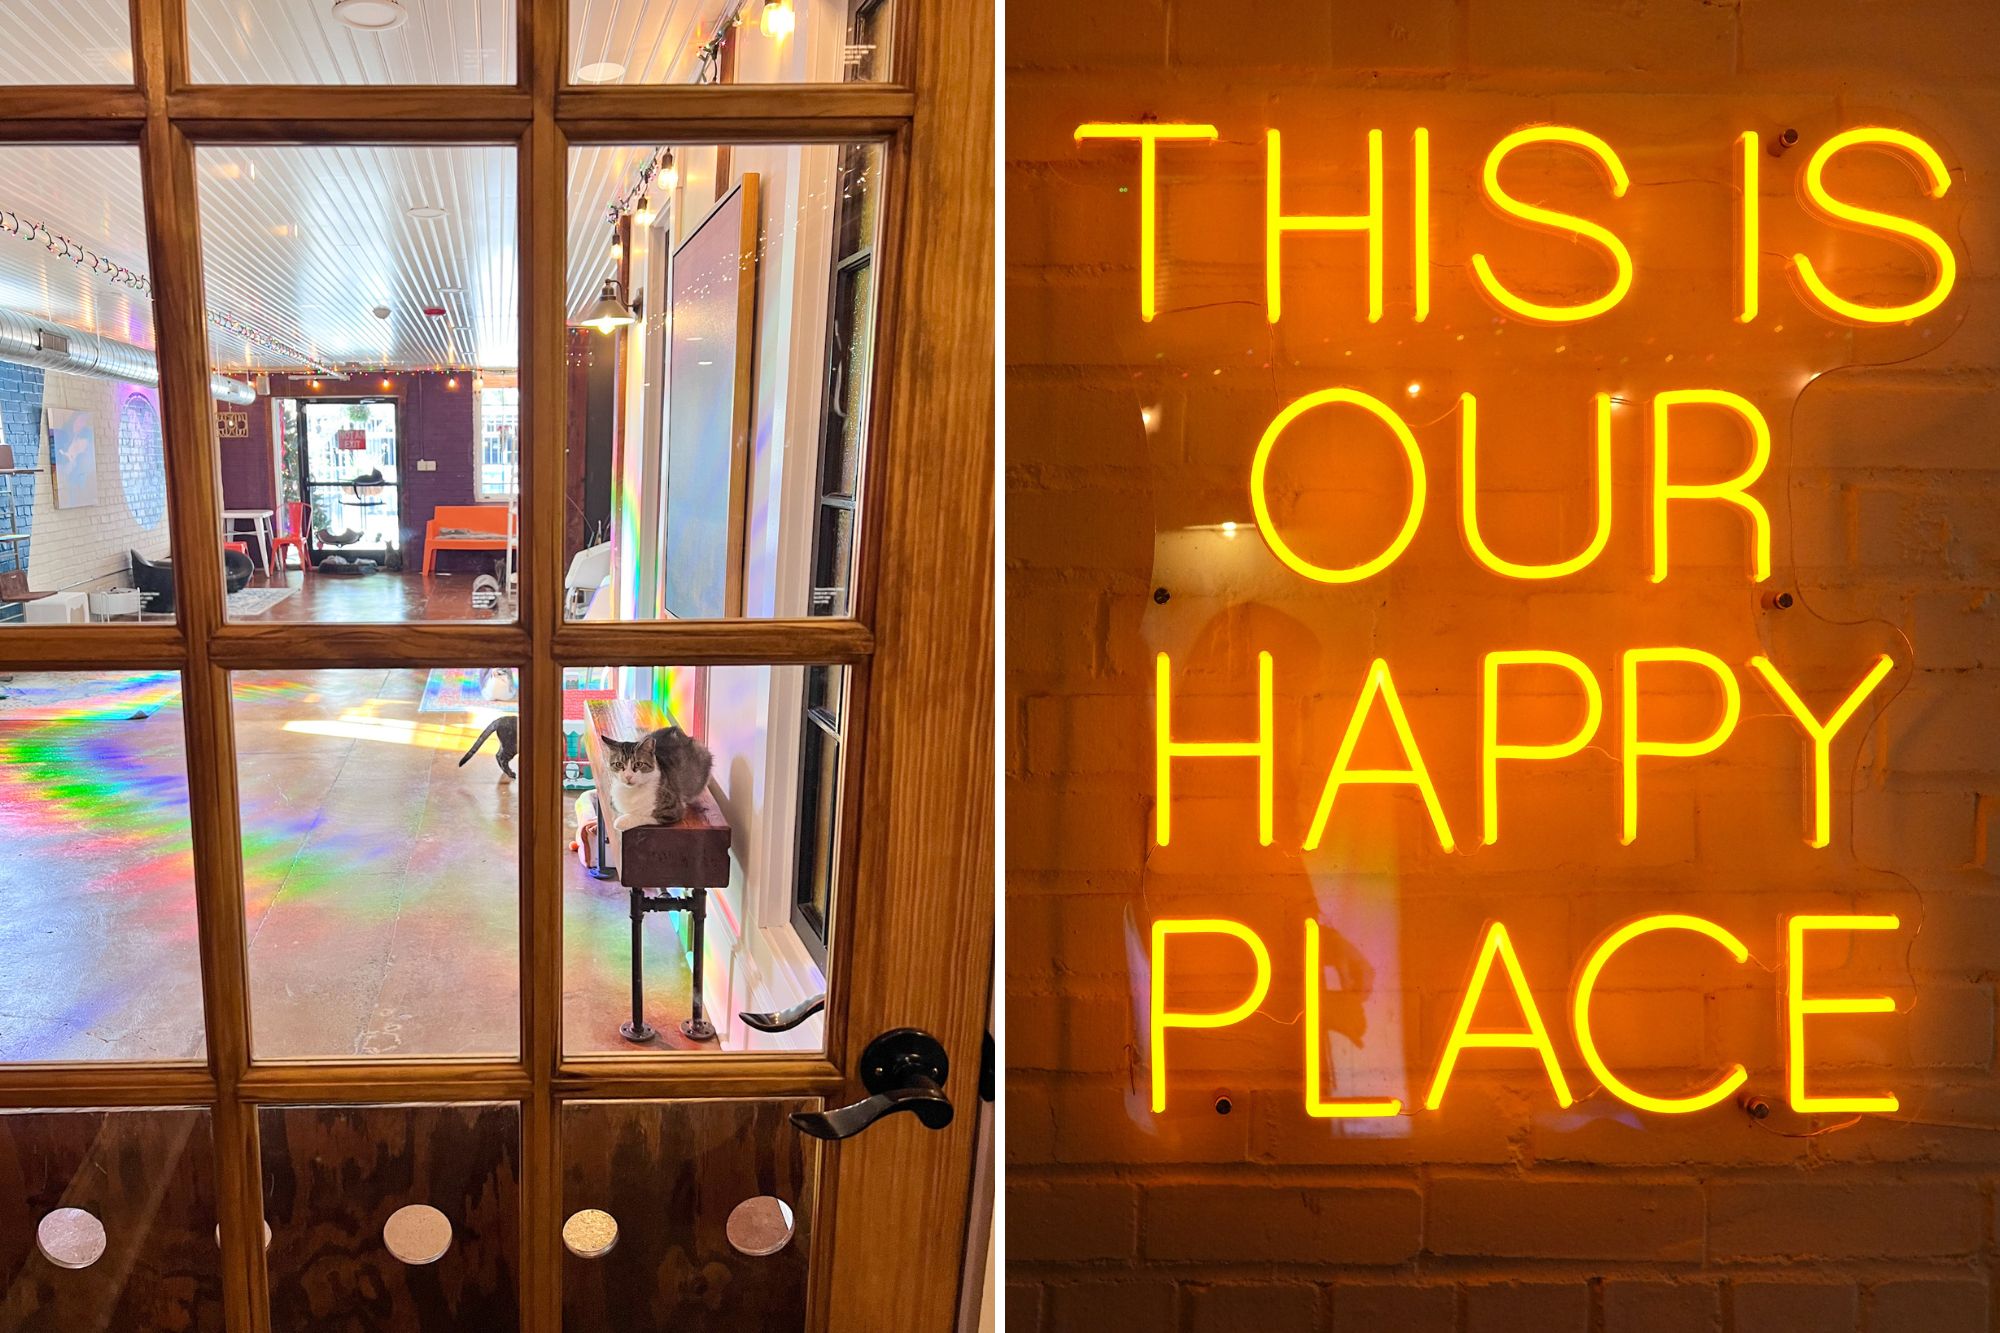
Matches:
[420,667,517,714]
[226,586,297,616]
[0,670,181,721]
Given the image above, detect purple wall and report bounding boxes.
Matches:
[222,372,488,572]
[399,371,487,573]
[218,392,274,515]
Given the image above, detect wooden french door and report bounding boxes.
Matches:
[0,2,993,1331]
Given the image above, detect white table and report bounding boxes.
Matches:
[222,509,274,572]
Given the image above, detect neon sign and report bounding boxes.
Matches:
[1078,118,1957,1123]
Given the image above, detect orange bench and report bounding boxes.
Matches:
[421,503,510,574]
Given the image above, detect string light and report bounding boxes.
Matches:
[0,204,338,373]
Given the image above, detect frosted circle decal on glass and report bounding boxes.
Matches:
[725,1196,795,1256]
[561,1207,619,1258]
[117,394,166,531]
[382,1204,452,1265]
[36,1207,106,1269]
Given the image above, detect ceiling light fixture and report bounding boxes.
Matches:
[761,0,796,37]
[407,204,446,220]
[658,150,679,190]
[580,278,636,334]
[576,61,626,83]
[332,0,408,32]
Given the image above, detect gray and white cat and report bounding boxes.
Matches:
[458,715,517,778]
[601,726,714,832]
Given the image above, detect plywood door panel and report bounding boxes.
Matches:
[560,1097,817,1331]
[260,1102,520,1333]
[0,1107,223,1333]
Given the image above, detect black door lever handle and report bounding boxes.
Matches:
[740,992,826,1034]
[791,1028,956,1141]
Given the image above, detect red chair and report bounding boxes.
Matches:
[270,501,309,575]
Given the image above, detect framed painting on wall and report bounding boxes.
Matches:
[660,173,760,620]
[46,408,97,509]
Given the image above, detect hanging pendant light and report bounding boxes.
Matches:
[581,278,636,334]
[760,0,796,38]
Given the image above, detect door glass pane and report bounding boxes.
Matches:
[0,3,132,83]
[0,1108,221,1325]
[0,146,179,627]
[563,664,844,1056]
[197,144,519,625]
[569,0,897,84]
[232,669,519,1059]
[0,670,205,1063]
[563,141,884,623]
[187,0,515,84]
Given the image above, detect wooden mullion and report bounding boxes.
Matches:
[555,85,914,143]
[518,0,567,1324]
[553,1057,843,1101]
[0,1065,214,1108]
[550,618,875,666]
[0,625,185,670]
[239,1062,533,1104]
[0,87,145,139]
[134,1,271,1330]
[166,87,530,142]
[209,622,530,670]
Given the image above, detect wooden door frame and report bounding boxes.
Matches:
[0,0,995,1329]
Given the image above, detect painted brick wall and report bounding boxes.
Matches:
[1006,2,2000,1330]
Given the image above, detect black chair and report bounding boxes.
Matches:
[130,548,253,614]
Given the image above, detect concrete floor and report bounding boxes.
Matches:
[0,652,711,1063]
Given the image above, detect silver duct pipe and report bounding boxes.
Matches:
[0,307,258,405]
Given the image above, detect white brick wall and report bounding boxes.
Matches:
[21,372,170,594]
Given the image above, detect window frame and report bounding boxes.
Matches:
[0,0,937,1328]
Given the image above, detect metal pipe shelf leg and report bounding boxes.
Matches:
[619,886,657,1042]
[679,889,716,1042]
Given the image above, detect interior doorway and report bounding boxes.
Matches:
[295,398,403,570]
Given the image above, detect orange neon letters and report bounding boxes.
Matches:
[1305,921,1403,1117]
[1792,128,1956,324]
[1481,649,1603,845]
[1749,654,1897,848]
[1787,914,1901,1113]
[1147,917,1905,1118]
[1250,389,1426,584]
[1458,391,1614,579]
[1469,126,1633,323]
[1736,130,1760,323]
[1305,658,1455,852]
[1150,919,1272,1113]
[1650,389,1772,583]
[1620,647,1742,845]
[1073,122,1220,322]
[1266,128,1385,324]
[1425,921,1573,1110]
[1155,650,1274,846]
[1573,915,1750,1113]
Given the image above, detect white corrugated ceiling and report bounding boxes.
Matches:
[0,0,740,370]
